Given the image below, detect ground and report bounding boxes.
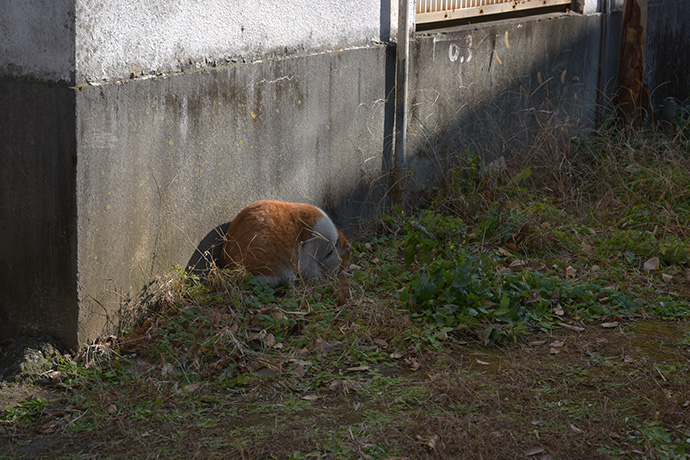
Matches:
[3,121,690,459]
[1,315,688,459]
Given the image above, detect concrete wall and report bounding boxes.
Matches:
[75,0,404,82]
[0,0,75,82]
[74,48,389,344]
[646,0,690,103]
[408,13,605,174]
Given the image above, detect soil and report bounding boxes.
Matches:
[1,319,689,459]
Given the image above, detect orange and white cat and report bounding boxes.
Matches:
[220,200,351,287]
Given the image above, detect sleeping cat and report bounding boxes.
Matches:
[220,200,351,287]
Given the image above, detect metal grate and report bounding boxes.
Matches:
[416,0,572,24]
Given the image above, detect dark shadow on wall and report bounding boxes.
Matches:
[405,13,619,193]
[185,222,230,274]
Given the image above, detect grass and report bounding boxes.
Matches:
[2,112,690,459]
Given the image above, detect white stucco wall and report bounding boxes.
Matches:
[0,0,75,82]
[75,0,404,82]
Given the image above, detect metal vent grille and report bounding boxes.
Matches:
[416,0,572,24]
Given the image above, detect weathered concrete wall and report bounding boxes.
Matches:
[407,13,605,177]
[646,0,690,103]
[74,47,389,344]
[0,0,75,82]
[74,0,404,82]
[0,80,78,347]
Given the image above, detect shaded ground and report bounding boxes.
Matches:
[2,318,688,459]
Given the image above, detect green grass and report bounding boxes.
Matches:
[3,118,690,459]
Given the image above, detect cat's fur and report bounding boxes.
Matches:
[220,200,351,287]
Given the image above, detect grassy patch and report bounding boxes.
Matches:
[3,121,690,459]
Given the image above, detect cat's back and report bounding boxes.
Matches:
[219,200,328,279]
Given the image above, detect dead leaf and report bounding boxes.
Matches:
[591,264,601,271]
[427,434,439,450]
[549,341,565,348]
[390,351,404,359]
[272,342,283,349]
[373,338,389,349]
[475,359,491,365]
[505,242,519,252]
[262,332,275,348]
[529,340,546,346]
[184,383,201,393]
[557,322,585,332]
[549,348,560,355]
[553,304,564,316]
[601,321,620,328]
[300,394,321,401]
[107,404,117,415]
[662,273,673,283]
[565,266,577,278]
[405,357,421,371]
[525,446,544,456]
[644,257,660,271]
[510,259,527,267]
[346,365,371,372]
[314,337,334,357]
[570,423,583,433]
[497,247,512,256]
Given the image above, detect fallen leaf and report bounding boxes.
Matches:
[644,257,660,272]
[529,340,546,346]
[510,259,528,267]
[505,242,519,252]
[300,394,321,401]
[553,304,564,316]
[349,264,362,270]
[601,321,620,328]
[373,338,390,348]
[549,341,564,348]
[662,273,673,283]
[557,322,585,332]
[497,247,512,256]
[475,359,491,365]
[390,351,404,359]
[184,383,201,393]
[525,446,544,456]
[549,348,560,355]
[314,337,334,357]
[570,423,583,433]
[427,434,439,450]
[107,404,117,415]
[346,365,371,372]
[262,332,275,348]
[591,264,601,271]
[404,357,421,371]
[565,266,577,278]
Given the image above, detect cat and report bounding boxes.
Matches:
[220,200,351,287]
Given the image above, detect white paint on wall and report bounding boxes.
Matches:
[0,0,414,83]
[75,0,410,83]
[0,0,75,82]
